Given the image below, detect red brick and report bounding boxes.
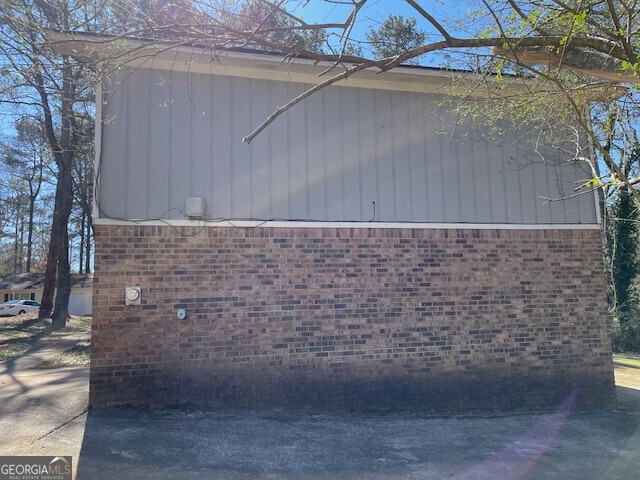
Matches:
[90,226,615,413]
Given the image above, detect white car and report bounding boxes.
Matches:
[0,299,41,316]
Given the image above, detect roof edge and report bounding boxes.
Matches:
[45,30,529,97]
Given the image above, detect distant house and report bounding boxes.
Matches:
[0,273,93,316]
[54,33,615,413]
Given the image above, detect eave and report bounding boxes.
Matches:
[46,30,529,97]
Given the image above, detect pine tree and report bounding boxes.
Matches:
[366,15,426,64]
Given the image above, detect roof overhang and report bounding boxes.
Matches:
[46,30,532,97]
[48,30,625,104]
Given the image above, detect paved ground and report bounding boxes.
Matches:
[1,340,639,480]
[0,335,89,463]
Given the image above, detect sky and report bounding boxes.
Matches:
[292,0,428,25]
[287,0,468,37]
[282,0,479,68]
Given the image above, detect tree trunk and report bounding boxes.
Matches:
[52,227,71,328]
[79,216,84,274]
[13,202,19,274]
[26,195,35,273]
[85,210,92,274]
[39,243,57,319]
[18,216,24,273]
[39,157,74,324]
[39,173,66,319]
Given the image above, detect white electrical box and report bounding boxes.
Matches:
[185,197,206,218]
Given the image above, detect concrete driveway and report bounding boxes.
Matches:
[2,341,639,480]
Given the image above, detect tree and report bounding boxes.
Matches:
[0,118,51,273]
[0,190,29,273]
[1,0,99,327]
[215,0,329,52]
[605,119,640,352]
[608,187,640,351]
[366,15,426,64]
[71,126,94,275]
[108,0,214,37]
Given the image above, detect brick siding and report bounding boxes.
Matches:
[90,225,615,413]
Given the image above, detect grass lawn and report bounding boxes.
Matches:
[0,313,91,365]
[31,341,91,369]
[613,353,640,369]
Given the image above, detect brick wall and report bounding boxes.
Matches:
[90,225,615,413]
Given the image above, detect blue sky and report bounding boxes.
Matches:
[284,0,477,67]
[288,0,467,37]
[292,0,425,25]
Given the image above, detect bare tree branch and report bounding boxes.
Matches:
[242,62,370,143]
[404,0,452,41]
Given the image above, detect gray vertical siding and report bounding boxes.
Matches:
[99,67,598,224]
